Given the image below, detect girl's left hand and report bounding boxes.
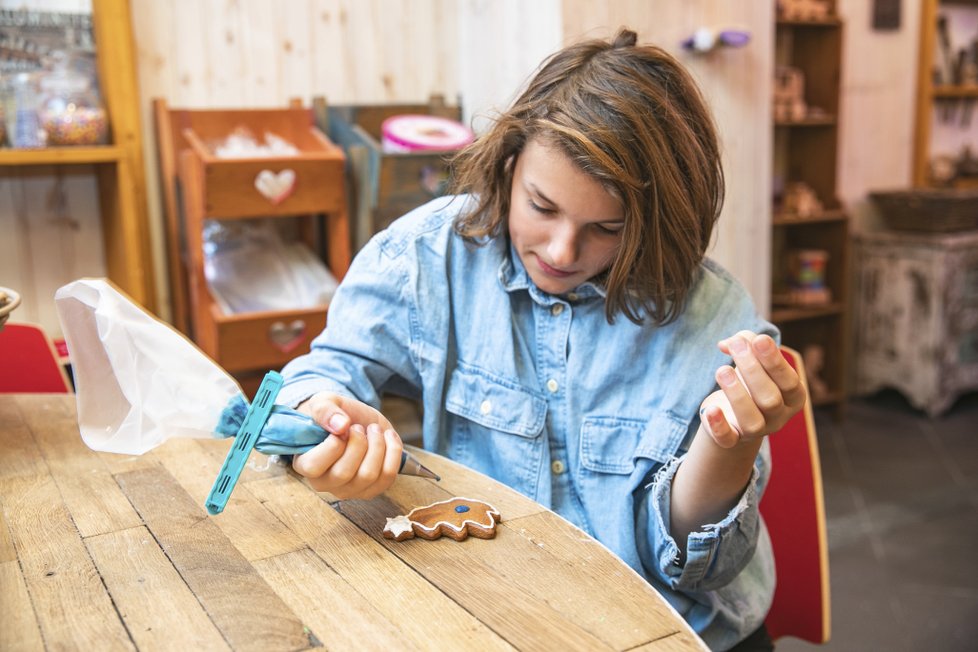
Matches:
[700,331,807,448]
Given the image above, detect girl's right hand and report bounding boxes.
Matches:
[291,392,404,500]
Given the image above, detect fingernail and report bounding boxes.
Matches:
[367,423,381,436]
[328,414,348,431]
[754,336,774,354]
[729,337,748,355]
[718,367,737,386]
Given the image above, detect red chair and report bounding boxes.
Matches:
[759,346,831,644]
[0,322,72,393]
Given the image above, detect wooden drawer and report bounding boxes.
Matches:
[200,303,327,374]
[182,111,346,219]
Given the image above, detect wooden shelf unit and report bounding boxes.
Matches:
[0,0,155,311]
[155,100,351,395]
[772,2,850,420]
[914,0,978,186]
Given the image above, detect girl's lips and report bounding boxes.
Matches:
[537,256,574,278]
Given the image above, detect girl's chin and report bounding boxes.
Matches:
[529,272,576,295]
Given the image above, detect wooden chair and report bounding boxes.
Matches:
[0,322,72,393]
[758,346,831,644]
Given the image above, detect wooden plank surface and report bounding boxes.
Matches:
[23,398,142,538]
[150,438,304,562]
[0,474,133,650]
[85,526,230,651]
[247,474,514,650]
[0,559,44,651]
[0,394,704,651]
[342,495,615,651]
[115,466,310,652]
[253,547,408,651]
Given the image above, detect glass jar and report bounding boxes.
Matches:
[1,72,45,148]
[38,53,108,146]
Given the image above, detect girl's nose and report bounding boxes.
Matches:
[547,224,580,268]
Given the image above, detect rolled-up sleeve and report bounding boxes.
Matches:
[637,440,771,593]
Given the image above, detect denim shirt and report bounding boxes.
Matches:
[279,196,777,651]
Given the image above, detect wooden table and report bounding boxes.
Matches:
[0,394,706,651]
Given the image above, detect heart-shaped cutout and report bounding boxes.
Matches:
[268,319,307,353]
[254,169,297,205]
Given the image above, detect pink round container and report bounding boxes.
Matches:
[381,114,474,153]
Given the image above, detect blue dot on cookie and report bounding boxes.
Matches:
[455,505,470,513]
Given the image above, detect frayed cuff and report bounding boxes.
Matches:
[648,456,762,591]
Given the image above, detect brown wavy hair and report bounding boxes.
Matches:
[450,28,724,325]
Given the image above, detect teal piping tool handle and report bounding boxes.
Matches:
[205,371,282,515]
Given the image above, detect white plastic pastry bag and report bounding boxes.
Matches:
[54,278,242,454]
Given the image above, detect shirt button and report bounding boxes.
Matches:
[550,303,564,316]
[546,379,559,393]
[479,400,492,415]
[567,292,579,302]
[551,460,566,475]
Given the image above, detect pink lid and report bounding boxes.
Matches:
[381,114,474,152]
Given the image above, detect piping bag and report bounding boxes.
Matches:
[54,279,438,515]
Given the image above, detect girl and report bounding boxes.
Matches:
[279,29,804,651]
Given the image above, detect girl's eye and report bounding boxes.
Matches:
[595,223,624,235]
[529,199,555,214]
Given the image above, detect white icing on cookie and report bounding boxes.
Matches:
[384,514,415,538]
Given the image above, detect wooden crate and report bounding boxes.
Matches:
[156,100,350,382]
[314,95,464,251]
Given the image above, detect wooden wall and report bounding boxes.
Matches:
[0,0,923,337]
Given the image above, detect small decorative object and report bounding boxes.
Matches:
[782,181,823,218]
[773,66,808,122]
[929,154,958,187]
[785,249,832,305]
[212,128,298,158]
[380,114,474,154]
[680,27,751,54]
[383,497,501,542]
[254,168,297,205]
[801,344,830,401]
[777,0,831,21]
[0,286,22,331]
[267,319,306,353]
[872,0,901,31]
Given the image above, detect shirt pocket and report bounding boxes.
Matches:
[444,362,547,437]
[443,362,547,493]
[579,412,689,474]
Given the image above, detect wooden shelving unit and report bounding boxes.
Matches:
[155,100,351,396]
[772,2,849,419]
[914,0,978,187]
[0,0,156,311]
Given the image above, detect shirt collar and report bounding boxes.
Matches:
[498,239,608,302]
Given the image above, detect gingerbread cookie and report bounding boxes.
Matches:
[383,497,501,542]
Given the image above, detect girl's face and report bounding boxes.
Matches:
[508,138,625,296]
